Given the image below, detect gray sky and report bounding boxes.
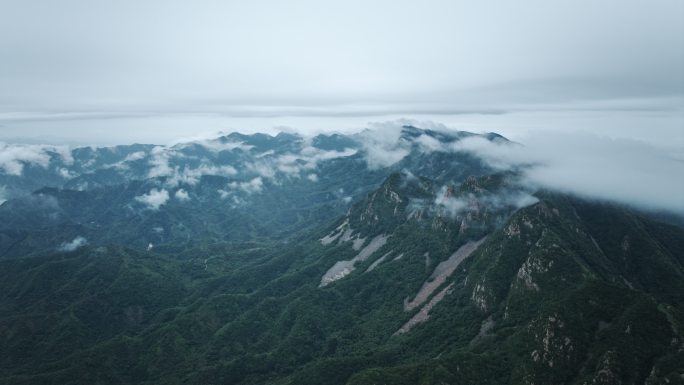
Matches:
[0,0,683,145]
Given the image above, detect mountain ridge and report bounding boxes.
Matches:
[0,126,682,384]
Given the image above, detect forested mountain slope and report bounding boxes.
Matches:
[0,127,682,384]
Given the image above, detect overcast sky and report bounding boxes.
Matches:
[0,0,682,145]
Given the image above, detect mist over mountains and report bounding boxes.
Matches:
[1,123,682,214]
[0,124,683,384]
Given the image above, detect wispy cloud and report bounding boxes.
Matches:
[110,150,148,170]
[434,186,539,219]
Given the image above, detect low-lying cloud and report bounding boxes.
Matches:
[434,186,539,219]
[135,188,170,210]
[228,177,264,194]
[167,164,238,187]
[452,132,684,214]
[0,143,72,175]
[351,120,684,215]
[247,145,357,179]
[180,139,254,153]
[358,122,411,169]
[146,145,240,186]
[175,188,190,201]
[110,151,148,170]
[358,120,463,169]
[148,146,175,178]
[58,236,87,252]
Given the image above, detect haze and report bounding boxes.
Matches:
[0,0,682,146]
[1,0,683,213]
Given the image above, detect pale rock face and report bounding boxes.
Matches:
[360,191,378,223]
[385,187,403,218]
[405,237,486,311]
[319,234,389,287]
[531,350,541,362]
[319,262,355,286]
[529,313,574,370]
[319,219,349,245]
[352,237,367,251]
[505,222,521,237]
[395,282,455,335]
[516,260,539,291]
[516,255,553,291]
[359,185,404,224]
[408,207,425,221]
[338,228,355,243]
[589,350,620,384]
[320,229,342,245]
[320,219,366,248]
[365,251,393,273]
[471,281,489,312]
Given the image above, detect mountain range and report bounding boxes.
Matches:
[0,126,682,385]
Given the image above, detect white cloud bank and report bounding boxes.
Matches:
[135,188,170,210]
[452,132,684,215]
[58,236,87,252]
[357,120,460,169]
[352,121,684,215]
[0,143,72,175]
[358,122,411,169]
